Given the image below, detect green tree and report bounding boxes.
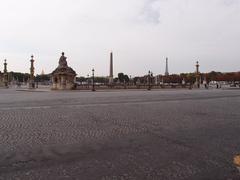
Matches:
[35,74,51,82]
[76,76,86,83]
[124,75,129,83]
[118,73,125,83]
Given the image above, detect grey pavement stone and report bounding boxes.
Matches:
[0,89,239,179]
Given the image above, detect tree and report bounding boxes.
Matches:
[118,73,125,83]
[76,76,86,83]
[124,75,129,83]
[94,77,108,84]
[9,72,30,82]
[35,74,51,82]
[114,77,119,83]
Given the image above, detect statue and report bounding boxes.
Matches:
[58,52,68,67]
[52,52,77,90]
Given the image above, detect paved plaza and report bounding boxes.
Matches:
[0,89,240,179]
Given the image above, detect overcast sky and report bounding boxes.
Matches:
[0,0,239,77]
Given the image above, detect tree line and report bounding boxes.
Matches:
[3,71,240,84]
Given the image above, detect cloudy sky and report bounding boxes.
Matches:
[0,0,239,77]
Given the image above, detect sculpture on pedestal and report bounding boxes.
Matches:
[51,52,77,90]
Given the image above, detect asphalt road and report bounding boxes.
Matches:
[0,89,240,180]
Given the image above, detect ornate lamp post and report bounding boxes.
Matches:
[195,61,200,88]
[148,70,151,91]
[92,68,95,91]
[87,74,89,89]
[29,55,35,89]
[3,59,8,88]
[129,75,132,86]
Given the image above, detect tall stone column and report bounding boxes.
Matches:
[195,61,200,88]
[109,52,114,84]
[29,55,35,89]
[3,59,8,88]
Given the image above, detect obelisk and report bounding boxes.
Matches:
[109,52,113,84]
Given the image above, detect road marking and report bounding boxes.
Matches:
[0,106,51,110]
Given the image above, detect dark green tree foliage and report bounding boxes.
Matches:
[76,76,108,84]
[207,71,221,81]
[118,73,125,83]
[114,77,119,83]
[76,76,86,83]
[35,74,51,82]
[9,72,30,82]
[124,75,129,82]
[94,77,108,83]
[118,73,130,83]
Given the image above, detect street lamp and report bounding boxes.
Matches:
[148,70,151,91]
[29,55,35,89]
[130,75,132,86]
[3,59,8,88]
[87,74,89,89]
[92,68,96,91]
[195,61,200,88]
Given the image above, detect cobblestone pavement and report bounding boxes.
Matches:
[0,89,240,180]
